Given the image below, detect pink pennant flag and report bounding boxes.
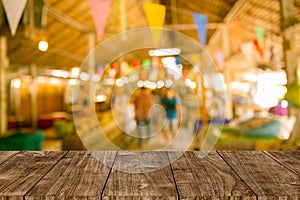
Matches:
[87,0,112,40]
[213,50,225,71]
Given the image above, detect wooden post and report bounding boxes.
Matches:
[0,36,8,135]
[14,81,21,127]
[224,67,233,119]
[170,0,178,25]
[280,0,299,142]
[200,60,208,128]
[30,64,38,128]
[222,24,233,120]
[88,32,96,108]
[222,25,231,59]
[197,54,209,149]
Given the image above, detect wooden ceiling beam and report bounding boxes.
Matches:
[241,2,280,28]
[167,5,223,22]
[238,10,280,34]
[164,23,223,30]
[248,0,279,15]
[48,47,85,62]
[46,6,93,33]
[208,0,249,46]
[284,22,300,33]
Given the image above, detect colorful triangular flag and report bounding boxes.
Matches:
[227,21,241,53]
[255,26,265,47]
[143,3,166,46]
[2,0,28,36]
[213,50,225,71]
[192,12,208,46]
[87,0,112,40]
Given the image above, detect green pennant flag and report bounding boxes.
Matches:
[143,59,151,71]
[255,26,265,47]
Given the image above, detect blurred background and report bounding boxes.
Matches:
[0,0,300,151]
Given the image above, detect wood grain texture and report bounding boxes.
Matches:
[219,151,300,199]
[265,151,300,176]
[102,151,177,199]
[0,151,66,200]
[0,151,18,165]
[169,151,256,199]
[26,151,117,200]
[0,151,299,199]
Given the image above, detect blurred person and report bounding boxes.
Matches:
[131,87,154,147]
[161,88,181,142]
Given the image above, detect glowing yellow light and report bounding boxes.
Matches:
[149,48,181,57]
[80,72,89,81]
[38,40,48,52]
[71,67,80,77]
[157,80,164,88]
[116,78,124,87]
[137,80,144,87]
[12,79,21,89]
[281,100,288,109]
[95,94,107,102]
[51,70,69,78]
[68,79,78,85]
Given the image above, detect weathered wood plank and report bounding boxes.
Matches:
[103,151,177,199]
[265,151,300,176]
[0,151,66,200]
[0,151,19,165]
[169,151,256,199]
[219,151,300,199]
[25,151,117,200]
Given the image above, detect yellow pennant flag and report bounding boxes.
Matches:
[143,3,166,46]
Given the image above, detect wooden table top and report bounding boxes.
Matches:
[0,151,299,199]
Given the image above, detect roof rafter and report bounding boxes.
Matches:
[208,0,248,46]
[46,6,93,33]
[248,0,279,15]
[164,23,222,30]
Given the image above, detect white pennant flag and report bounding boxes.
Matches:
[2,0,28,36]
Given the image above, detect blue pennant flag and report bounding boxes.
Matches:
[192,12,208,46]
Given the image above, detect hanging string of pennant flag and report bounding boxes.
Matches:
[0,0,279,72]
